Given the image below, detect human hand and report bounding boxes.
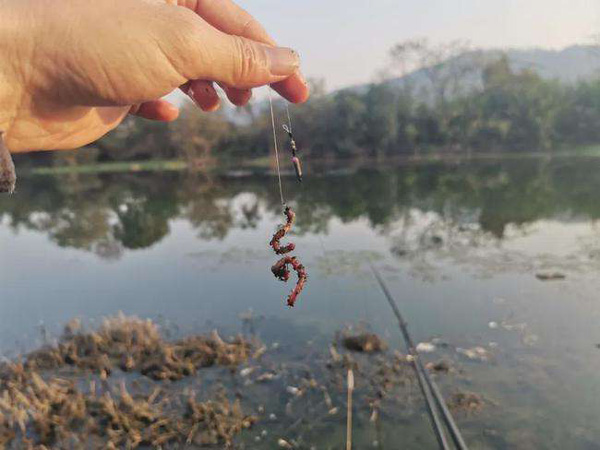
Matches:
[0,0,309,153]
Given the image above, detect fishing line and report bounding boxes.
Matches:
[284,102,293,135]
[268,87,286,207]
[267,87,308,307]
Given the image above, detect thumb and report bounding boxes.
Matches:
[160,7,300,90]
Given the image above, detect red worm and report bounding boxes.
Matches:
[270,207,296,254]
[271,256,308,308]
[270,207,307,307]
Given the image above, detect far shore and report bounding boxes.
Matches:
[15,144,600,176]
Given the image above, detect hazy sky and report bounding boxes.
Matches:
[243,0,600,91]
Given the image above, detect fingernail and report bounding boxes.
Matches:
[297,70,308,86]
[266,47,300,76]
[164,103,179,116]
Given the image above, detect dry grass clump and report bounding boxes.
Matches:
[185,392,257,446]
[140,333,251,381]
[0,314,256,449]
[23,313,251,381]
[0,367,256,448]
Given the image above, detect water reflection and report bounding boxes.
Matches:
[3,158,600,261]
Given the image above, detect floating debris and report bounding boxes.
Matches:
[536,272,566,281]
[448,391,486,414]
[342,333,387,353]
[256,372,277,383]
[456,346,490,362]
[329,344,342,363]
[286,386,301,397]
[278,437,294,448]
[488,321,499,329]
[240,367,256,377]
[425,360,453,374]
[501,321,527,332]
[416,342,437,353]
[252,345,268,360]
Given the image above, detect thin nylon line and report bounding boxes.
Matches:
[268,87,285,206]
[285,102,293,134]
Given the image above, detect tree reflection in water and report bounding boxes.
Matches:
[3,158,600,269]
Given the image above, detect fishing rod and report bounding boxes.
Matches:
[370,264,469,450]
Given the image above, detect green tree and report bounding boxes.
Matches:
[363,84,399,158]
[326,90,366,157]
[170,103,231,164]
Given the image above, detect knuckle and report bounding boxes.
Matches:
[231,36,263,86]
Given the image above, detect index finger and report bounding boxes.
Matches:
[178,0,309,103]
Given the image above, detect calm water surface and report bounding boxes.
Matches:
[2,158,600,449]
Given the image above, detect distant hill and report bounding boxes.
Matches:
[480,45,600,82]
[347,45,600,97]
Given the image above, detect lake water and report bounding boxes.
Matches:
[2,157,600,449]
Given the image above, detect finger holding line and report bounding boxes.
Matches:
[176,0,309,104]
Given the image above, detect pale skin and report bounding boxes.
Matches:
[0,0,309,192]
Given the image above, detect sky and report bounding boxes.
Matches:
[241,0,600,91]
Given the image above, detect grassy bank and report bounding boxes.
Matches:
[20,146,600,176]
[28,159,189,175]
